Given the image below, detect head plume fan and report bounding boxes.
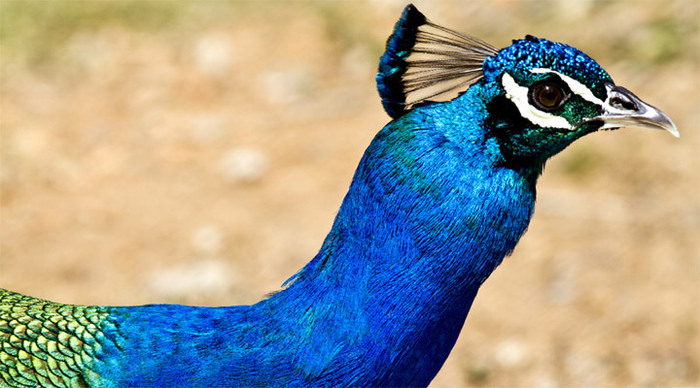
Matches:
[376,4,498,118]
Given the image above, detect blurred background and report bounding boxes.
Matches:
[1,1,698,387]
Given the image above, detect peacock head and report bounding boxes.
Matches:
[377,5,678,166]
[481,35,677,164]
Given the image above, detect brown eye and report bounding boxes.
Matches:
[530,83,568,111]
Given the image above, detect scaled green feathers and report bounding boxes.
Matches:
[0,289,110,387]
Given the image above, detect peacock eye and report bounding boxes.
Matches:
[529,82,568,112]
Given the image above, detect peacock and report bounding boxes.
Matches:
[0,4,677,387]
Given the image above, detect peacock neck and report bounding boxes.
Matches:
[262,92,538,384]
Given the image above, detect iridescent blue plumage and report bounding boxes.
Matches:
[1,4,677,388]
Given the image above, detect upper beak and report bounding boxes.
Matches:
[588,82,679,138]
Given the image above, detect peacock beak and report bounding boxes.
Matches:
[591,82,679,137]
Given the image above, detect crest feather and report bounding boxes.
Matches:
[377,4,498,118]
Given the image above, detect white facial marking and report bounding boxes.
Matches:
[501,73,573,130]
[530,68,605,106]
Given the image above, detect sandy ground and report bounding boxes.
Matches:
[1,2,698,387]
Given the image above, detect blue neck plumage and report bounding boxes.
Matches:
[101,83,540,387]
[264,82,538,383]
[290,82,536,290]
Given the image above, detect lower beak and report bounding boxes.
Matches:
[589,83,679,137]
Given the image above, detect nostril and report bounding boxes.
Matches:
[610,96,637,111]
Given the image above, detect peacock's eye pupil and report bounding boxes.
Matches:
[530,83,567,111]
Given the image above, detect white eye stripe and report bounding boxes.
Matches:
[501,69,608,130]
[530,68,605,106]
[501,73,574,130]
